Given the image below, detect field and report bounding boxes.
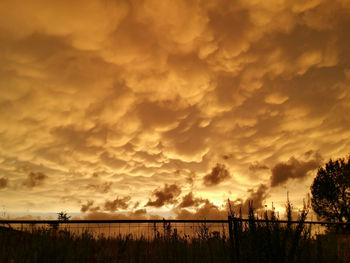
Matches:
[0,218,349,262]
[1,202,349,263]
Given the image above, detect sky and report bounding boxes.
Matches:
[0,0,350,219]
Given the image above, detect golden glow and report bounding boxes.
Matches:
[0,0,349,218]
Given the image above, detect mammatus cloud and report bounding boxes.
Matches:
[0,177,8,189]
[22,172,47,188]
[146,184,181,207]
[270,152,323,187]
[0,0,350,214]
[203,163,231,186]
[86,182,113,194]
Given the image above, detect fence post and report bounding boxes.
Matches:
[228,216,235,263]
[233,217,240,262]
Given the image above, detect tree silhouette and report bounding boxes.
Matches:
[57,211,71,221]
[310,156,350,232]
[49,211,71,231]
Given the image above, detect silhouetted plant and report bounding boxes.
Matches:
[49,211,71,231]
[311,156,350,233]
[57,211,71,221]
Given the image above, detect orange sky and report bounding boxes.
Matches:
[0,0,350,219]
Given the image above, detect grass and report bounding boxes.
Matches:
[0,202,348,263]
[0,225,344,263]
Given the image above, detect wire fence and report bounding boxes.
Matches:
[1,218,349,239]
[0,219,228,239]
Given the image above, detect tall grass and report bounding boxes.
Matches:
[0,228,234,263]
[0,201,347,263]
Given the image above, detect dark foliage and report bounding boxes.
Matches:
[1,200,348,263]
[311,157,350,232]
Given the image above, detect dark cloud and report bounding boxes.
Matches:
[0,177,8,189]
[225,184,270,217]
[270,152,322,187]
[86,182,112,193]
[249,162,269,172]
[175,184,269,219]
[80,200,100,213]
[133,209,147,216]
[104,196,131,212]
[81,200,93,213]
[178,192,208,208]
[146,184,181,207]
[203,163,231,186]
[186,172,196,186]
[243,184,269,210]
[222,154,233,160]
[175,201,227,220]
[133,201,140,209]
[22,172,47,188]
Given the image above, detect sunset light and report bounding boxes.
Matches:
[0,0,349,221]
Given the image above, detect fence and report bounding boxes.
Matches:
[0,219,228,239]
[2,218,349,262]
[0,218,349,239]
